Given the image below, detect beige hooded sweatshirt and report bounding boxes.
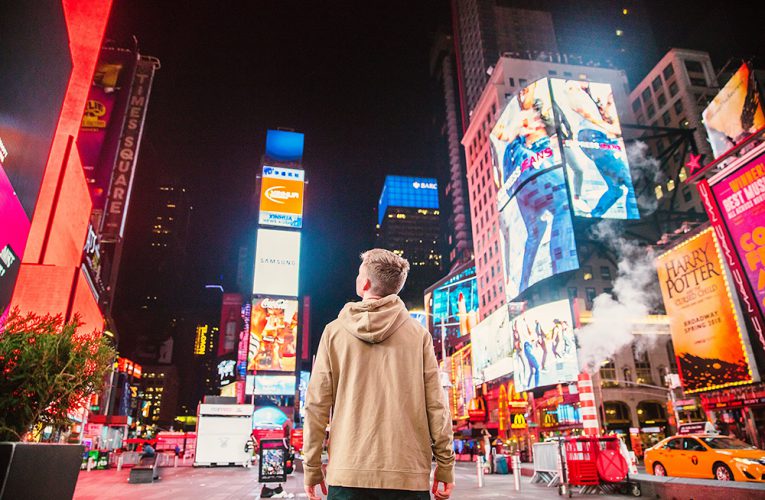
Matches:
[303,295,455,491]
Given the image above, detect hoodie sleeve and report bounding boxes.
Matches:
[303,327,333,486]
[423,332,455,484]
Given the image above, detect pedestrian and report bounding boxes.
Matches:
[468,440,475,462]
[141,442,155,459]
[174,444,181,458]
[303,249,455,500]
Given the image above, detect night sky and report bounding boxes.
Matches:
[104,1,764,354]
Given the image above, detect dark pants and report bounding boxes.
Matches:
[327,486,430,500]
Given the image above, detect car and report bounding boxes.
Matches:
[644,434,765,482]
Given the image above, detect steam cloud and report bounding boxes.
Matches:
[576,221,663,372]
[626,141,665,214]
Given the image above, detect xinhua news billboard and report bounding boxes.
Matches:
[258,166,305,229]
[252,228,301,297]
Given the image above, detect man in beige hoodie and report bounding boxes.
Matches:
[303,249,455,500]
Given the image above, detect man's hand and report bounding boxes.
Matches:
[304,481,327,500]
[432,467,454,500]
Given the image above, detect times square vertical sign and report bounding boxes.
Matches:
[101,58,157,240]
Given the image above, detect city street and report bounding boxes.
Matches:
[73,462,624,499]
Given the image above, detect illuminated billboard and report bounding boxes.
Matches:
[450,344,475,420]
[490,78,561,209]
[498,168,578,300]
[378,175,439,224]
[425,264,478,352]
[258,166,305,228]
[471,306,513,385]
[0,165,30,314]
[218,293,243,356]
[298,371,310,422]
[265,129,304,163]
[252,375,296,396]
[550,79,639,219]
[252,229,301,297]
[656,228,757,393]
[703,63,765,159]
[511,299,578,392]
[249,297,298,372]
[709,151,765,336]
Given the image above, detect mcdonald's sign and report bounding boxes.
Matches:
[511,414,527,429]
[467,397,487,422]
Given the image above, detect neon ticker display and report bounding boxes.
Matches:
[378,175,439,225]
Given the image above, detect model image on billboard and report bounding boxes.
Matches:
[491,79,579,300]
[511,300,577,392]
[491,79,561,208]
[550,79,639,220]
[703,63,765,159]
[426,265,478,349]
[498,169,578,300]
[248,297,298,372]
[471,306,513,385]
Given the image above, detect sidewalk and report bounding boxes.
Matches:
[74,462,624,499]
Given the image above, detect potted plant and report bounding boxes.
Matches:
[0,309,115,500]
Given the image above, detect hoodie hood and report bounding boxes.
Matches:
[338,294,410,344]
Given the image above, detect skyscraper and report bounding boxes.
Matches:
[451,0,558,123]
[376,175,443,307]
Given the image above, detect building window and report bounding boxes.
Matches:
[657,93,667,108]
[567,287,578,300]
[668,81,679,97]
[678,167,688,182]
[633,345,654,385]
[683,187,693,202]
[632,99,641,113]
[679,118,690,128]
[667,179,675,191]
[663,63,675,80]
[623,367,632,383]
[673,99,683,114]
[585,287,597,310]
[563,71,572,77]
[689,76,707,87]
[519,78,528,87]
[684,59,704,74]
[646,103,655,119]
[662,111,671,126]
[615,29,624,37]
[508,77,515,86]
[651,75,662,92]
[600,359,618,387]
[548,70,557,76]
[600,266,612,280]
[641,87,651,103]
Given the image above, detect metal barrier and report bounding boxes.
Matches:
[531,442,562,487]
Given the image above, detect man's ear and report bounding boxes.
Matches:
[363,278,373,292]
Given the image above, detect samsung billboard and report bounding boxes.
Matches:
[252,228,301,297]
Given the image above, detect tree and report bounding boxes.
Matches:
[0,309,115,441]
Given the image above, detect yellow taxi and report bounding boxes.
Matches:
[644,434,765,482]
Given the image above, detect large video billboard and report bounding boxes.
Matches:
[253,229,301,297]
[258,166,305,228]
[498,168,578,300]
[378,175,439,224]
[550,79,639,219]
[656,228,756,393]
[265,129,304,163]
[710,151,765,327]
[511,299,578,392]
[0,165,30,315]
[249,297,298,372]
[218,293,243,356]
[491,78,561,209]
[471,306,513,385]
[425,265,478,352]
[703,63,765,159]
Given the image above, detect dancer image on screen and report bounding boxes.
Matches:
[551,319,563,360]
[522,321,540,389]
[563,80,633,218]
[511,320,527,384]
[534,320,548,371]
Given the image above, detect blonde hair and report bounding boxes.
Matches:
[360,249,410,296]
